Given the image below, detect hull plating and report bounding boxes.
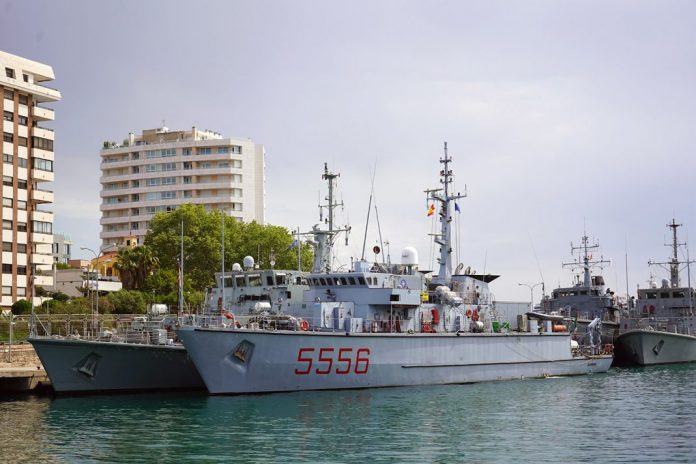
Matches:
[30,338,205,393]
[614,330,696,366]
[178,328,612,394]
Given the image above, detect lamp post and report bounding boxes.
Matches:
[518,282,543,311]
[81,244,116,332]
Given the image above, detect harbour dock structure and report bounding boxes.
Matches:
[0,343,50,392]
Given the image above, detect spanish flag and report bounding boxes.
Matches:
[427,203,435,217]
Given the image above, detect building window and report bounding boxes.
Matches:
[232,145,242,154]
[17,200,26,210]
[132,166,139,174]
[17,222,27,232]
[183,162,192,170]
[3,132,12,143]
[183,190,192,198]
[17,243,26,253]
[2,154,11,164]
[23,74,28,83]
[17,136,27,147]
[17,180,27,189]
[217,147,229,154]
[199,147,212,155]
[2,242,11,252]
[2,264,11,273]
[5,67,15,78]
[18,95,28,105]
[1,286,10,295]
[131,180,139,188]
[33,158,52,171]
[183,176,192,184]
[3,176,12,187]
[2,111,12,121]
[32,137,53,151]
[33,221,52,234]
[16,287,26,297]
[3,89,13,100]
[2,197,11,207]
[17,115,27,126]
[18,157,27,168]
[199,162,212,169]
[131,223,139,230]
[131,194,139,202]
[183,148,192,156]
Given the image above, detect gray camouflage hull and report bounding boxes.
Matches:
[614,330,696,366]
[178,328,612,394]
[30,337,205,393]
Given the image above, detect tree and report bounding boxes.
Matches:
[144,204,313,292]
[107,290,147,314]
[55,262,71,270]
[113,245,159,290]
[11,299,32,315]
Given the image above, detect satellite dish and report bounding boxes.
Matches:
[373,246,381,255]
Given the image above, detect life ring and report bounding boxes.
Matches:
[465,309,472,318]
[472,309,479,322]
[299,319,309,331]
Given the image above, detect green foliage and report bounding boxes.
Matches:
[55,262,71,270]
[11,299,32,315]
[51,291,70,302]
[113,245,159,290]
[144,204,313,293]
[106,290,148,314]
[43,297,91,315]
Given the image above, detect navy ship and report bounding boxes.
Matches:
[178,144,612,395]
[614,220,696,366]
[538,234,622,346]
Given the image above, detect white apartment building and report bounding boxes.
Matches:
[0,50,60,308]
[100,126,265,247]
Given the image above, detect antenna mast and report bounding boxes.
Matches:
[563,232,609,287]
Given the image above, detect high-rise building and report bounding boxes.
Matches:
[100,126,265,247]
[0,51,60,307]
[52,233,72,264]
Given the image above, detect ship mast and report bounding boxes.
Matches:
[649,219,688,288]
[311,164,350,273]
[426,142,466,286]
[563,233,609,287]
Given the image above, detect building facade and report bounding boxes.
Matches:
[100,126,265,247]
[0,51,60,307]
[52,233,72,264]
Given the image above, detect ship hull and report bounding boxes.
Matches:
[178,328,612,394]
[613,330,696,366]
[29,337,205,393]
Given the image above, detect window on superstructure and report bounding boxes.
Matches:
[235,276,245,287]
[132,166,139,174]
[183,191,192,198]
[248,274,261,286]
[217,147,229,154]
[673,291,685,298]
[183,176,192,184]
[5,67,15,78]
[266,275,274,286]
[319,278,326,286]
[358,277,366,285]
[348,277,356,285]
[660,292,670,298]
[646,291,657,299]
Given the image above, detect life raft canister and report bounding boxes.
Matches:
[465,308,472,318]
[431,308,440,325]
[299,319,309,331]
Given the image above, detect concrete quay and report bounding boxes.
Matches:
[0,343,51,393]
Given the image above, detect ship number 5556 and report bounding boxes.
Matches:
[294,347,370,375]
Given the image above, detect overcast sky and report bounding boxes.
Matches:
[2,0,696,302]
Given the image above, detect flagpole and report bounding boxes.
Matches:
[179,218,184,313]
[297,227,301,271]
[221,210,225,314]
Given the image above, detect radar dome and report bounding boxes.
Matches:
[232,263,242,272]
[401,247,419,266]
[243,256,255,270]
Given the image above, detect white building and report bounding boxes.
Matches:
[99,126,265,247]
[52,233,72,264]
[0,50,60,307]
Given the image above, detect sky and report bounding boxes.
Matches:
[2,0,696,303]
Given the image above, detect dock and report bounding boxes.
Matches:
[0,343,51,393]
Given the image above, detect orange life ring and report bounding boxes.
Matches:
[299,319,309,331]
[465,309,472,318]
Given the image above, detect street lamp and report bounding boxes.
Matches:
[518,282,543,311]
[81,244,116,332]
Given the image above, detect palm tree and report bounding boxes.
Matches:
[114,246,159,290]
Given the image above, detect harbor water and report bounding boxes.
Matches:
[2,364,696,463]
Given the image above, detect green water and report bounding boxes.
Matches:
[2,365,696,463]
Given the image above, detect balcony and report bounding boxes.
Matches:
[0,75,62,103]
[31,168,54,182]
[31,253,53,266]
[32,232,52,244]
[32,126,54,140]
[33,275,53,286]
[31,188,54,203]
[100,216,130,225]
[31,147,54,161]
[31,210,54,223]
[32,105,55,121]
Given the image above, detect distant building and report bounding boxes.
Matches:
[52,233,72,264]
[0,50,61,307]
[99,126,265,248]
[48,268,122,298]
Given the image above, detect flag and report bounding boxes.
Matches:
[287,239,299,251]
[427,204,435,217]
[455,203,461,213]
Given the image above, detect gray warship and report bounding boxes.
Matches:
[614,219,696,366]
[178,144,612,395]
[538,234,623,345]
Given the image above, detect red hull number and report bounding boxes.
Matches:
[294,347,370,375]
